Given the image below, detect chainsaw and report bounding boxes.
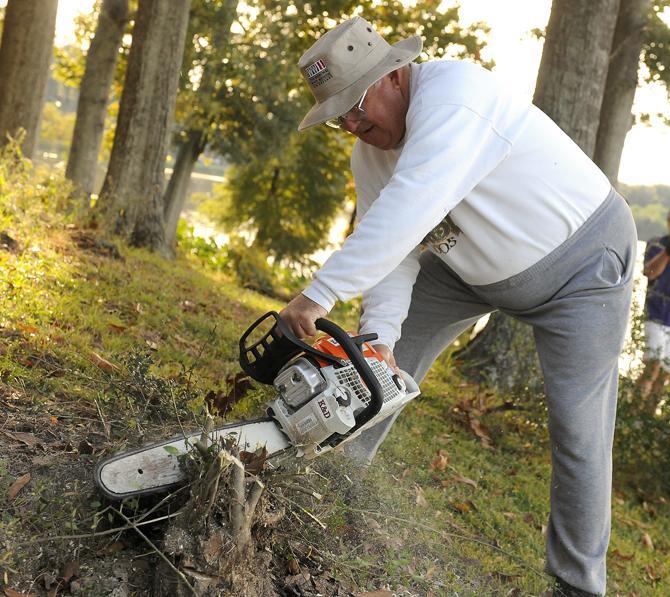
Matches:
[94,311,420,500]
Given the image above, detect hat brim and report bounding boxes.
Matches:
[297,35,423,132]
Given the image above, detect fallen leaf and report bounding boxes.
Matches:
[16,323,39,335]
[60,560,80,583]
[430,449,449,471]
[468,417,492,448]
[4,588,38,597]
[49,416,58,425]
[452,474,478,489]
[4,431,37,446]
[287,558,300,575]
[642,532,654,550]
[503,512,516,519]
[240,446,268,475]
[89,352,119,373]
[611,549,634,561]
[645,564,661,582]
[108,323,127,333]
[205,373,252,415]
[451,501,471,514]
[7,473,31,499]
[105,541,126,553]
[414,484,428,507]
[357,591,393,597]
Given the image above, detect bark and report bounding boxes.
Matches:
[66,0,129,201]
[163,129,206,248]
[460,0,621,392]
[594,0,651,184]
[98,0,191,253]
[534,0,621,158]
[0,0,58,158]
[161,0,237,249]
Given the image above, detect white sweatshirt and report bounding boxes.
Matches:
[302,60,611,350]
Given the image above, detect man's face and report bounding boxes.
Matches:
[340,71,410,150]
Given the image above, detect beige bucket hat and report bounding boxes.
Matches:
[297,17,423,131]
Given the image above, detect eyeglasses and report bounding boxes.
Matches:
[325,88,368,129]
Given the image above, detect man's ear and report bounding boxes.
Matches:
[388,68,402,89]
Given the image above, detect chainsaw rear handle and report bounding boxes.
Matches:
[240,311,344,384]
[314,318,384,429]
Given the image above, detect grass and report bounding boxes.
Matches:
[0,154,669,595]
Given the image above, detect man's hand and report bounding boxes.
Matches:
[373,344,400,374]
[280,293,328,338]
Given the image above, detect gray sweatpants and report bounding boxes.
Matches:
[345,189,636,595]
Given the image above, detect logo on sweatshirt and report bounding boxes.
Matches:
[422,214,461,255]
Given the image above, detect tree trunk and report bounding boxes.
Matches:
[534,0,621,158]
[163,129,206,248]
[460,0,621,392]
[594,0,651,184]
[66,0,129,202]
[98,0,191,253]
[0,0,58,158]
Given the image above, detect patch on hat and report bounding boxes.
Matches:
[303,58,333,88]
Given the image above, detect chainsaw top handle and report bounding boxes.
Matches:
[312,318,384,430]
[239,311,384,426]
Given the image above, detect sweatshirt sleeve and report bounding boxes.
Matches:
[358,247,421,350]
[303,102,513,311]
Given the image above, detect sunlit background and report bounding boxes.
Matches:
[43,0,670,186]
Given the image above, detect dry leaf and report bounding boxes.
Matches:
[89,352,119,373]
[16,323,39,335]
[430,449,449,471]
[468,417,492,447]
[4,588,38,597]
[108,323,126,333]
[642,532,654,550]
[7,473,31,499]
[414,484,428,507]
[645,564,661,581]
[357,591,393,597]
[503,512,516,519]
[4,431,37,446]
[452,474,478,489]
[611,549,634,561]
[205,373,252,415]
[239,446,268,475]
[451,501,471,513]
[105,541,126,553]
[60,560,80,583]
[287,559,300,575]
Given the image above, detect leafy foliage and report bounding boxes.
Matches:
[643,1,670,91]
[175,0,491,265]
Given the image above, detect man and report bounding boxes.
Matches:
[280,17,637,597]
[638,213,670,407]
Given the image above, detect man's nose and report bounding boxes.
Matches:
[341,118,362,134]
